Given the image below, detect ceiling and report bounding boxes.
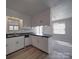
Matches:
[6,0,49,16]
[6,0,72,16]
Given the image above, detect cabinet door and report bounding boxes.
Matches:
[6,38,17,54]
[14,36,24,51]
[38,37,48,53]
[31,36,39,47]
[8,38,16,53]
[6,36,24,54]
[6,38,10,54]
[25,38,31,46]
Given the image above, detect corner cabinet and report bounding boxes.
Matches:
[38,37,48,53]
[31,35,48,53]
[6,36,24,55]
[31,35,39,48]
[25,35,32,46]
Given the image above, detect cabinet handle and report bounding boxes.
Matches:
[16,41,19,44]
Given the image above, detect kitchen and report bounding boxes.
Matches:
[6,0,72,59]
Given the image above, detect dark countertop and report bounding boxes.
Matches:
[6,32,52,38]
[30,33,52,38]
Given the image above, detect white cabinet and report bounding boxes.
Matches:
[6,38,16,54]
[9,38,16,53]
[31,35,48,53]
[38,37,48,53]
[6,38,10,54]
[6,36,24,55]
[25,35,31,46]
[14,36,24,51]
[31,36,39,47]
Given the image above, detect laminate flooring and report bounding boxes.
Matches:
[6,46,49,59]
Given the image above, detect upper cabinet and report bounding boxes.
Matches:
[31,9,50,26]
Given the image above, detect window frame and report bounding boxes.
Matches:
[53,23,66,34]
[7,16,22,31]
[9,25,19,31]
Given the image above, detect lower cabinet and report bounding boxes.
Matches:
[6,35,48,55]
[31,35,39,48]
[6,38,16,54]
[6,38,11,54]
[38,37,48,53]
[14,36,24,51]
[25,35,31,46]
[6,36,24,55]
[31,36,48,53]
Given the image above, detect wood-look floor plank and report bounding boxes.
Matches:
[7,46,48,59]
[10,48,37,59]
[7,46,32,59]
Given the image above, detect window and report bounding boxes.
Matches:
[9,26,19,30]
[9,26,13,30]
[7,16,23,32]
[53,23,66,34]
[8,18,20,31]
[34,26,43,35]
[14,26,19,30]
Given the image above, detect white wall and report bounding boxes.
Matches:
[50,0,72,44]
[31,9,50,26]
[50,0,72,21]
[6,8,31,27]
